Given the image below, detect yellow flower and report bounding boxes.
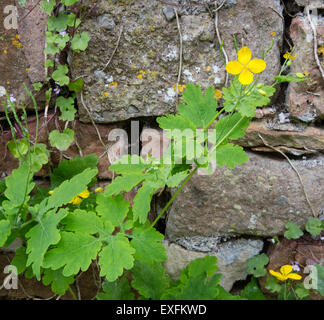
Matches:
[25,68,29,72]
[137,73,143,79]
[69,196,83,205]
[78,189,90,199]
[226,46,267,85]
[214,89,222,100]
[95,187,103,193]
[271,32,276,37]
[68,189,90,205]
[16,34,20,40]
[318,45,324,56]
[103,91,109,97]
[108,81,118,88]
[283,51,298,60]
[269,265,302,282]
[173,84,186,93]
[3,49,7,54]
[48,190,54,195]
[304,70,309,76]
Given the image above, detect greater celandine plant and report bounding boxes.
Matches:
[0,0,315,300]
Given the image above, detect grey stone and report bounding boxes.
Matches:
[97,14,115,30]
[166,151,324,239]
[295,0,324,8]
[163,238,264,291]
[163,5,176,21]
[70,0,284,123]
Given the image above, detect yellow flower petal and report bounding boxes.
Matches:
[225,61,244,75]
[70,196,82,205]
[238,68,254,85]
[280,265,293,277]
[78,189,90,199]
[269,270,286,281]
[287,273,302,280]
[48,190,54,195]
[247,59,267,74]
[238,46,252,65]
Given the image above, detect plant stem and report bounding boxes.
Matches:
[204,107,225,130]
[150,166,198,229]
[68,285,78,300]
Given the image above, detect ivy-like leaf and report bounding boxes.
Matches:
[42,268,75,295]
[284,221,303,239]
[131,227,167,265]
[68,78,84,92]
[52,64,69,86]
[265,276,281,294]
[99,233,135,282]
[246,253,269,278]
[26,209,68,280]
[56,96,76,121]
[49,129,74,151]
[71,32,90,52]
[131,261,170,300]
[305,218,324,236]
[40,0,56,15]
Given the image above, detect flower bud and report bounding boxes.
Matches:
[256,83,264,88]
[296,73,305,78]
[257,89,267,96]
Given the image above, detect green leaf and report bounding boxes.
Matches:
[71,32,90,52]
[52,64,69,86]
[45,59,54,68]
[284,221,303,239]
[132,183,155,224]
[28,143,50,172]
[294,282,309,300]
[7,139,28,158]
[43,231,102,277]
[40,0,56,15]
[47,12,70,32]
[131,227,167,265]
[42,268,75,295]
[157,114,196,131]
[56,96,76,121]
[213,113,250,142]
[109,155,150,175]
[274,75,307,84]
[11,246,28,275]
[61,209,102,234]
[241,277,266,300]
[104,175,145,197]
[96,194,129,227]
[5,162,35,207]
[97,277,135,300]
[182,256,218,280]
[26,209,68,280]
[166,171,188,188]
[44,168,98,213]
[265,276,281,294]
[246,253,269,278]
[0,220,11,246]
[49,129,74,151]
[61,0,80,5]
[99,233,135,282]
[312,264,324,297]
[131,261,170,300]
[68,78,84,92]
[175,274,222,300]
[215,143,249,169]
[50,154,98,187]
[305,218,324,236]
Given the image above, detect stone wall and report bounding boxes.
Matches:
[1,0,324,296]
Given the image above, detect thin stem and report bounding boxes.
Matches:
[150,167,198,229]
[204,107,225,129]
[68,285,78,300]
